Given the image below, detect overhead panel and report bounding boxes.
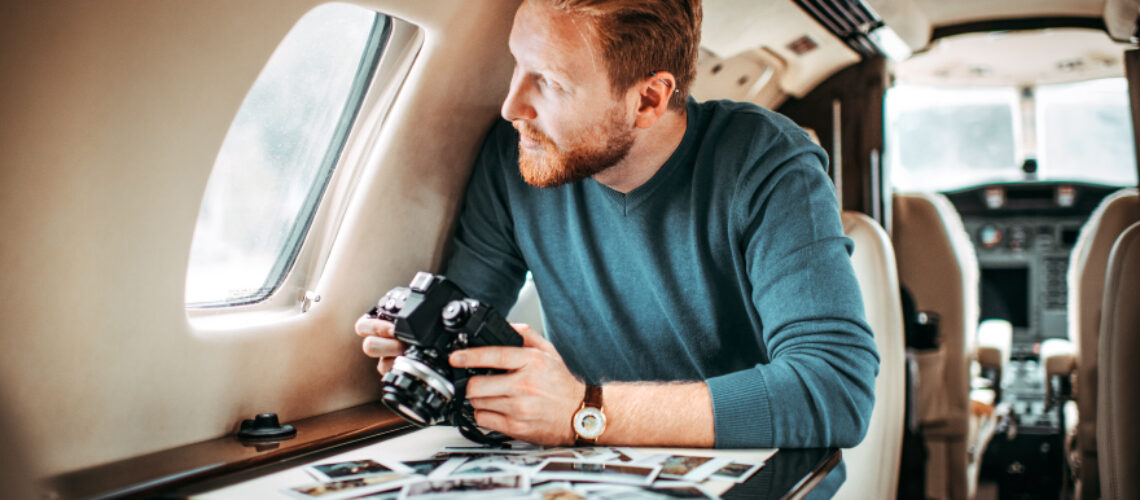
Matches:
[701,0,860,97]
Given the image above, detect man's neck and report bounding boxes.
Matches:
[592,110,688,194]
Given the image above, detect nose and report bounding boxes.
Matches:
[501,66,536,122]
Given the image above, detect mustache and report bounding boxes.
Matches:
[512,121,555,148]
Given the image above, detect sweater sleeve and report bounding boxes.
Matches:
[706,140,879,449]
[441,121,528,314]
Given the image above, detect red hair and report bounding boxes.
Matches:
[537,0,702,110]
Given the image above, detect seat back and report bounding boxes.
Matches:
[834,211,906,500]
[1067,188,1139,499]
[891,192,979,500]
[1097,222,1140,500]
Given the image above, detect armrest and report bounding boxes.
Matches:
[1041,338,1076,377]
[976,319,1012,384]
[1040,338,1076,408]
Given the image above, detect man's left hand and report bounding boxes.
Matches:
[449,323,584,446]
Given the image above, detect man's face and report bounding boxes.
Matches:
[501,1,635,188]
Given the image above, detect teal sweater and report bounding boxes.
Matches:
[444,98,878,450]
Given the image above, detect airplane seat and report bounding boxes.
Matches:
[833,211,906,500]
[1096,222,1140,500]
[891,192,982,500]
[1063,188,1139,499]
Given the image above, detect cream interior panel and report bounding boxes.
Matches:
[700,0,861,97]
[0,0,517,477]
[913,0,1104,26]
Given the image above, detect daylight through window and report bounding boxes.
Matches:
[186,4,387,306]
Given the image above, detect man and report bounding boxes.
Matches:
[358,0,877,454]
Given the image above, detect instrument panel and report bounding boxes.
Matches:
[944,182,1120,356]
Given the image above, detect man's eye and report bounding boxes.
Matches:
[535,75,557,89]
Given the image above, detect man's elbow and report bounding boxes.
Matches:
[829,361,877,448]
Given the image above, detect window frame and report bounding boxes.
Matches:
[187,12,424,322]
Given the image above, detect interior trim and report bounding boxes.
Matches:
[930,16,1109,42]
[43,404,409,500]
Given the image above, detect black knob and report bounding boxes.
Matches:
[442,300,472,329]
[237,413,296,441]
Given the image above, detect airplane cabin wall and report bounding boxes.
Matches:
[0,0,517,477]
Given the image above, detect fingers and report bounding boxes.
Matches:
[355,315,395,338]
[450,345,536,371]
[510,323,558,356]
[467,395,513,414]
[363,335,404,359]
[472,410,511,436]
[377,357,395,375]
[464,372,519,399]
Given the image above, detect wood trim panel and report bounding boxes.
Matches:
[44,403,410,500]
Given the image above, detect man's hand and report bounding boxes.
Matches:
[450,323,585,447]
[355,314,405,375]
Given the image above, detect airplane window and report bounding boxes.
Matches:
[1038,78,1137,186]
[185,4,387,306]
[887,78,1136,192]
[886,85,1019,191]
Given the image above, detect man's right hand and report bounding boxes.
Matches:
[355,315,405,375]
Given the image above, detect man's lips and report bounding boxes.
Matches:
[520,135,543,149]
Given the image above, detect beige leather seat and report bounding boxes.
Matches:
[1097,221,1140,500]
[833,212,906,500]
[1063,188,1139,499]
[892,192,981,500]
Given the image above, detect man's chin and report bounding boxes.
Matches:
[519,162,568,188]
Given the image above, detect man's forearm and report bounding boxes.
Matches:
[596,381,715,447]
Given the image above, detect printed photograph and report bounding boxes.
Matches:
[400,458,448,476]
[535,459,661,486]
[399,473,529,499]
[532,482,587,500]
[573,447,618,461]
[454,455,542,473]
[307,459,397,482]
[709,460,764,483]
[287,473,409,499]
[659,455,715,479]
[609,448,643,463]
[574,483,714,500]
[452,462,516,476]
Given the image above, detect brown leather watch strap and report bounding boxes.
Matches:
[583,384,603,409]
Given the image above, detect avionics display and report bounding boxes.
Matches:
[980,267,1029,328]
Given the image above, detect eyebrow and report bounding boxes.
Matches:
[513,54,573,86]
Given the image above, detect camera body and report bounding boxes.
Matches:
[369,272,522,443]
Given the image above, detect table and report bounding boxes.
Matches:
[188,426,840,499]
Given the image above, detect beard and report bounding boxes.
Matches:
[513,110,634,188]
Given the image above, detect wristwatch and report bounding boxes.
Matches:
[572,384,606,445]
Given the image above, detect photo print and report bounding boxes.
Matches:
[286,473,411,500]
[535,459,661,486]
[709,460,764,483]
[398,472,529,499]
[305,459,405,482]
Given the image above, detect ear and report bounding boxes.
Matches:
[633,70,677,129]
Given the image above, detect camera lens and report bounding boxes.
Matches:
[380,356,455,426]
[441,300,473,329]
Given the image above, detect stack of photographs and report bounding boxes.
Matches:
[283,442,764,499]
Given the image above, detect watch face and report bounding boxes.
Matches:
[573,407,606,439]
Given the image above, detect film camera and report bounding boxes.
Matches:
[368,272,522,444]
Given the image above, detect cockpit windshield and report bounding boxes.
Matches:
[887,77,1136,191]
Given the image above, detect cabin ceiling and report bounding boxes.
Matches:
[910,0,1106,26]
[896,28,1131,87]
[694,0,1137,104]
